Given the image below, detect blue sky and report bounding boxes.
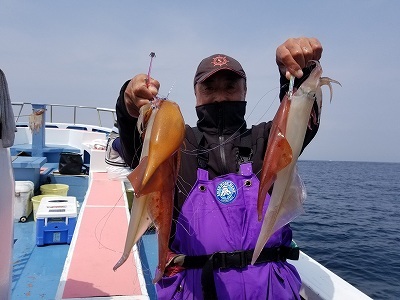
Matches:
[1,1,399,163]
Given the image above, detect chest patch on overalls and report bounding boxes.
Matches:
[216,180,238,204]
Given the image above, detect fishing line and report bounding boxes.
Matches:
[165,83,175,99]
[111,56,304,271]
[180,83,287,157]
[92,185,155,279]
[175,176,192,198]
[93,191,125,253]
[138,51,290,159]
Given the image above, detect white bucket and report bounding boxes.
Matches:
[14,181,34,222]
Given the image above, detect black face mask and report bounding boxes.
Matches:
[196,101,247,135]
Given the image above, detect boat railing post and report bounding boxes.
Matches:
[74,106,77,125]
[49,105,53,123]
[96,109,102,127]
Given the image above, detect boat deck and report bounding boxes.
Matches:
[58,172,148,299]
[12,172,155,300]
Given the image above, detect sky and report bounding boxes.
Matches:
[1,0,399,163]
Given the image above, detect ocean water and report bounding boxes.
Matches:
[292,160,400,300]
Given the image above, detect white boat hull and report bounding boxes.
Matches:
[0,142,14,300]
[292,251,372,299]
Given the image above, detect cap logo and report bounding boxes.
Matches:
[212,55,229,67]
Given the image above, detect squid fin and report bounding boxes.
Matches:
[127,156,149,196]
[113,195,152,271]
[252,166,306,264]
[272,167,306,231]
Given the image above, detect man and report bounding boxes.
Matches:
[116,37,322,299]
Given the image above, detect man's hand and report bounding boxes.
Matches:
[276,37,323,80]
[124,74,160,117]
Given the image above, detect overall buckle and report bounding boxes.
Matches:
[214,250,248,269]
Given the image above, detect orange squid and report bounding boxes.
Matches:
[252,61,340,264]
[113,98,185,283]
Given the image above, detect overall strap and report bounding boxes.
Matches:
[191,126,209,169]
[237,129,253,164]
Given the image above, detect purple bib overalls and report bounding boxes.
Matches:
[156,162,301,299]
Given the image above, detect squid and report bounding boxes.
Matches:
[113,98,185,283]
[252,61,340,264]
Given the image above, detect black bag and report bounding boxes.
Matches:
[59,152,86,175]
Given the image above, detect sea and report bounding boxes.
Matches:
[292,160,400,300]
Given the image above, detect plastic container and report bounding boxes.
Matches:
[31,194,58,221]
[14,181,34,222]
[36,196,77,246]
[40,184,69,196]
